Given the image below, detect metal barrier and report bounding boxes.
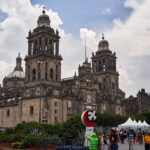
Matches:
[44,137,89,150]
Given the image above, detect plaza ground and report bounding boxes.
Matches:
[118,141,144,150]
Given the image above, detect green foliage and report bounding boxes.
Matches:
[15,121,47,136]
[1,112,150,148]
[5,128,15,135]
[11,142,25,149]
[0,133,25,143]
[96,111,127,127]
[23,135,45,147]
[61,115,85,138]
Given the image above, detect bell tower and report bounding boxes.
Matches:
[25,8,62,85]
[92,34,119,95]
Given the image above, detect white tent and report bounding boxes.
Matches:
[137,120,143,127]
[143,120,150,127]
[118,118,150,130]
[118,117,134,128]
[132,119,138,127]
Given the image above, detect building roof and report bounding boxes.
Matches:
[7,70,25,79]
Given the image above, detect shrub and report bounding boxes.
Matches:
[11,142,25,149]
[15,121,47,136]
[23,135,45,147]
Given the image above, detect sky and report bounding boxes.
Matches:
[0,0,150,97]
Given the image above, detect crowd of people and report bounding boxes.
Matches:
[86,128,150,150]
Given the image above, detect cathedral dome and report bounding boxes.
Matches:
[7,70,25,79]
[6,53,25,79]
[37,7,50,27]
[98,34,109,51]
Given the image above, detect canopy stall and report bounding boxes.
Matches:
[118,118,150,129]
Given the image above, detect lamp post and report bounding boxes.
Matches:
[37,61,42,122]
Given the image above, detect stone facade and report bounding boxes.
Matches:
[0,9,149,128]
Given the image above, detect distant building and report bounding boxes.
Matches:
[0,9,149,127]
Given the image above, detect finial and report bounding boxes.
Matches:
[17,52,21,58]
[42,6,45,14]
[102,33,104,40]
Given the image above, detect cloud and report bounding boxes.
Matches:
[78,0,150,96]
[0,0,66,84]
[102,8,112,15]
[0,61,14,85]
[0,0,150,98]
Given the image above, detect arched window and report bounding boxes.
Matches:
[56,65,58,81]
[28,65,30,82]
[50,68,53,81]
[112,82,115,90]
[45,72,48,80]
[45,62,48,71]
[32,69,36,81]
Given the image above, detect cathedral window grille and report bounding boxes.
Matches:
[39,38,41,52]
[50,68,54,81]
[45,62,48,71]
[38,72,41,80]
[55,102,58,107]
[99,60,101,65]
[103,78,106,83]
[30,106,34,115]
[28,75,30,82]
[45,72,48,80]
[31,42,33,55]
[56,65,58,81]
[54,109,57,114]
[103,85,105,90]
[99,83,102,90]
[7,109,10,117]
[32,69,36,81]
[56,74,58,81]
[93,61,96,72]
[28,65,30,82]
[49,40,52,49]
[112,82,115,90]
[55,116,58,122]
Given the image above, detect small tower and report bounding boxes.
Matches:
[14,53,23,71]
[25,8,62,84]
[91,34,119,94]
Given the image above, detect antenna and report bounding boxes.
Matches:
[84,32,87,61]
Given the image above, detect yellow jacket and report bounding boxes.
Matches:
[144,135,150,144]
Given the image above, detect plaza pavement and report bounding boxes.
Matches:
[118,141,144,150]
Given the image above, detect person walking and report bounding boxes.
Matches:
[86,133,99,150]
[143,130,150,150]
[127,129,134,150]
[109,129,118,150]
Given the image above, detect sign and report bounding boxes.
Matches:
[84,127,94,146]
[81,110,97,127]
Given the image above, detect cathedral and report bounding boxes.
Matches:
[0,9,149,128]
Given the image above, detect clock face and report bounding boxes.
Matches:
[87,94,91,103]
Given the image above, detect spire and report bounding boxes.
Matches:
[14,53,23,71]
[102,33,104,40]
[42,6,45,14]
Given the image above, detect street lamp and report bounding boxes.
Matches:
[37,61,42,122]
